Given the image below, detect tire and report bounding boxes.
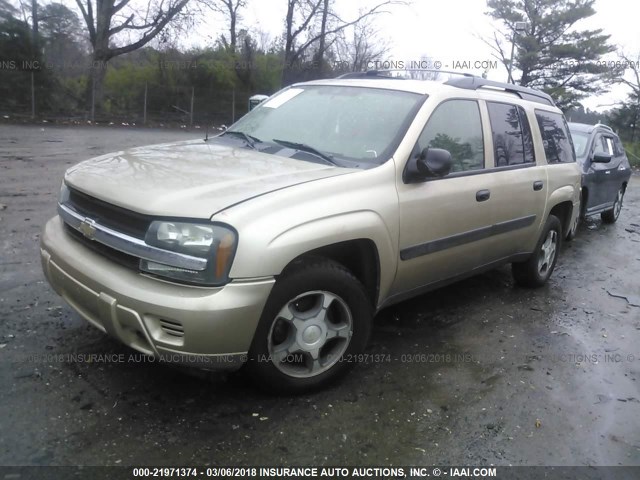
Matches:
[601,187,624,224]
[512,215,562,288]
[245,258,372,394]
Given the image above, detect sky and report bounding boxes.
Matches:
[199,0,640,112]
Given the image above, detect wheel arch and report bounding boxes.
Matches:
[546,184,579,237]
[281,239,381,308]
[549,200,574,237]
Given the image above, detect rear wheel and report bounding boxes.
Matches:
[601,187,624,224]
[246,258,372,394]
[513,215,562,288]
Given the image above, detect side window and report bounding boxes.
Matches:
[417,99,484,173]
[535,110,576,164]
[486,102,535,166]
[593,134,610,155]
[593,134,605,154]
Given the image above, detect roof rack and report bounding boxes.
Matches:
[444,76,555,106]
[336,70,556,106]
[337,70,404,79]
[595,122,613,132]
[337,69,475,80]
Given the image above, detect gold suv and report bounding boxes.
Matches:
[41,73,581,393]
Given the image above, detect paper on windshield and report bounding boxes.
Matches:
[262,88,304,109]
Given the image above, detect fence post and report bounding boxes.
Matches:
[91,75,95,122]
[232,88,235,124]
[30,71,35,119]
[143,82,147,125]
[190,86,194,126]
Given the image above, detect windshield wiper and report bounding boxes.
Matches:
[272,139,338,166]
[220,130,262,149]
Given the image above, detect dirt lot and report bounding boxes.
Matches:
[1,124,639,468]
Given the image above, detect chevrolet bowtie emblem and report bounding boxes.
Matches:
[79,218,97,240]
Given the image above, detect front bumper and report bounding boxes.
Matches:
[40,216,274,370]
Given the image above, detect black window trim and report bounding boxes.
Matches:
[403,97,486,183]
[534,108,576,164]
[404,99,544,183]
[486,99,536,168]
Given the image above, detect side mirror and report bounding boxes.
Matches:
[592,151,612,163]
[417,148,452,177]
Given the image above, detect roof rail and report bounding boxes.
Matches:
[336,70,556,106]
[337,69,475,80]
[444,76,555,106]
[337,70,404,79]
[595,122,613,132]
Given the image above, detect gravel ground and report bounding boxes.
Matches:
[0,124,639,468]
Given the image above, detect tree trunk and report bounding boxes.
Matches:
[316,0,329,77]
[31,0,38,50]
[86,50,109,114]
[282,0,296,86]
[230,12,237,52]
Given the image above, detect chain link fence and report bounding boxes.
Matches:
[0,69,258,128]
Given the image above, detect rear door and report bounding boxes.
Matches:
[481,101,547,257]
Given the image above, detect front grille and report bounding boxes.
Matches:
[65,224,140,271]
[67,188,151,239]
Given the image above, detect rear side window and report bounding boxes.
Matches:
[535,110,576,163]
[417,99,484,173]
[486,102,535,166]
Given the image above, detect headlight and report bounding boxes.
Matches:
[140,221,237,286]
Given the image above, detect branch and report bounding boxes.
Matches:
[108,0,190,58]
[291,0,400,63]
[290,0,323,43]
[112,0,129,15]
[75,0,96,44]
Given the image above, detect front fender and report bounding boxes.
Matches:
[231,210,398,303]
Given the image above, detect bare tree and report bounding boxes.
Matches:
[334,17,390,73]
[282,0,407,84]
[74,0,190,110]
[30,0,37,44]
[405,55,441,80]
[202,0,245,52]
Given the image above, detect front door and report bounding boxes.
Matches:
[393,99,497,296]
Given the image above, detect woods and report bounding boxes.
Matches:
[0,0,397,124]
[0,0,638,156]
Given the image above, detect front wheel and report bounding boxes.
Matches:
[512,215,562,288]
[246,258,372,394]
[601,187,624,224]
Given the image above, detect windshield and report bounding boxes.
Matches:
[569,130,590,158]
[226,85,424,166]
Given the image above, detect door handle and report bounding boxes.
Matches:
[533,181,544,191]
[476,189,490,202]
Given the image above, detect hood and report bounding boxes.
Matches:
[65,139,353,218]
